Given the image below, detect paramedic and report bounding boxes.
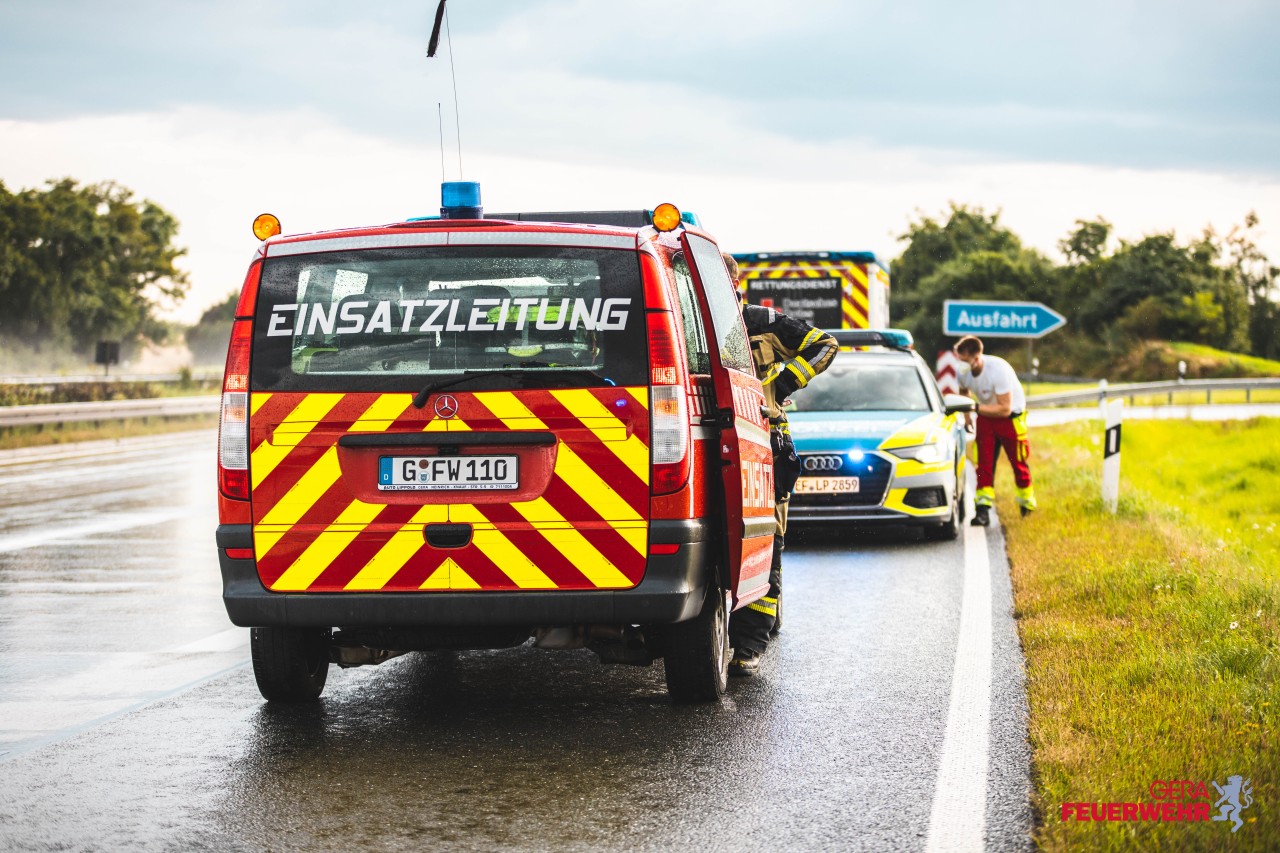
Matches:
[954,335,1036,526]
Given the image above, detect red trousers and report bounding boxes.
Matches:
[975,413,1031,492]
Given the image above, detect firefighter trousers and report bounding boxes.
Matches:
[974,412,1036,511]
[729,497,786,657]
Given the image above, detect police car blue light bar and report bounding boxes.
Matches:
[827,329,915,350]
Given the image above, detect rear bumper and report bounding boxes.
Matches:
[217,520,712,628]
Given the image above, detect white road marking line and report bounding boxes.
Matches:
[924,518,993,853]
[0,508,195,553]
[167,627,246,653]
[0,657,250,765]
[0,456,190,489]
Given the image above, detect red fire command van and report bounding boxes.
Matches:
[216,186,774,703]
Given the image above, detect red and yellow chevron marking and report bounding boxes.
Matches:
[739,259,871,329]
[248,387,651,593]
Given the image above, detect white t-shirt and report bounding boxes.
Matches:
[959,354,1025,414]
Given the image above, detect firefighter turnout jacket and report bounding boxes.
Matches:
[742,304,838,498]
[743,305,838,418]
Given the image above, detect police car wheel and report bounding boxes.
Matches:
[251,626,331,703]
[662,581,730,703]
[924,465,964,542]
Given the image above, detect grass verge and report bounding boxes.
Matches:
[0,413,219,450]
[1028,386,1280,406]
[999,419,1278,851]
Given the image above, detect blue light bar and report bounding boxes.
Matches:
[441,181,483,219]
[827,328,915,350]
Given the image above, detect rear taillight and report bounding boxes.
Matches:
[647,306,690,496]
[218,319,253,500]
[234,261,262,318]
[650,385,688,495]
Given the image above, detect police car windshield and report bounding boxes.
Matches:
[789,363,932,412]
[251,246,646,393]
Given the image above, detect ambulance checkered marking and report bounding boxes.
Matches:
[741,259,871,329]
[250,388,650,592]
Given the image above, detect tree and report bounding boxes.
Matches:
[185,292,238,365]
[900,248,1059,359]
[1076,232,1248,352]
[894,204,1023,298]
[1059,217,1111,265]
[1225,212,1280,359]
[0,178,189,354]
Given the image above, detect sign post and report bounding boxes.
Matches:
[1101,397,1123,513]
[943,300,1066,339]
[94,341,120,377]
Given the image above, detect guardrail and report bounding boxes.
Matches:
[0,396,220,428]
[0,371,223,386]
[1028,378,1280,408]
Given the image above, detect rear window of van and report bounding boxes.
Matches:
[252,246,647,392]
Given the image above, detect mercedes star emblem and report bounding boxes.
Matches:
[433,394,459,419]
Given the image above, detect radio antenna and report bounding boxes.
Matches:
[444,3,464,179]
[437,102,446,183]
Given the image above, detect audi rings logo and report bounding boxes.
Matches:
[433,394,459,419]
[802,454,845,472]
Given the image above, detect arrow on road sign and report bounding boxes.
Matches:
[943,300,1066,339]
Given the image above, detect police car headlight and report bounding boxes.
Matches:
[888,442,948,464]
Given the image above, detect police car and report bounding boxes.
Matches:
[217,184,775,703]
[786,329,975,539]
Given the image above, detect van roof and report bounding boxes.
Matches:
[261,217,652,254]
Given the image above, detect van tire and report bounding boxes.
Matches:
[251,626,330,703]
[662,581,730,703]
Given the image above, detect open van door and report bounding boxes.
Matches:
[680,232,775,606]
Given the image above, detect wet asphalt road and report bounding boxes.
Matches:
[0,430,1031,852]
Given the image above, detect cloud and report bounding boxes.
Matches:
[4,106,1277,325]
[2,0,1277,175]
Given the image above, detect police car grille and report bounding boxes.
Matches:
[790,453,893,507]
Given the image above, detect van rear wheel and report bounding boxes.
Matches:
[662,581,730,703]
[251,627,331,703]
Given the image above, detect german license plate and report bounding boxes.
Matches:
[794,476,860,494]
[378,455,518,491]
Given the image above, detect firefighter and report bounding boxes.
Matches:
[723,252,838,676]
[953,334,1036,526]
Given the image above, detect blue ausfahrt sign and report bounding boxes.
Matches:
[943,300,1066,339]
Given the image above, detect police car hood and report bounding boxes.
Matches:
[788,411,935,453]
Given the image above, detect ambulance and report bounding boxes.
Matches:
[216,185,775,703]
[732,251,890,330]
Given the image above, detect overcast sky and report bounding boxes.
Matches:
[3,0,1278,322]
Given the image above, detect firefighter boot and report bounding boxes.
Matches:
[971,505,991,527]
[729,650,763,677]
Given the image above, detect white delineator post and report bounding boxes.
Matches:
[1101,397,1123,513]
